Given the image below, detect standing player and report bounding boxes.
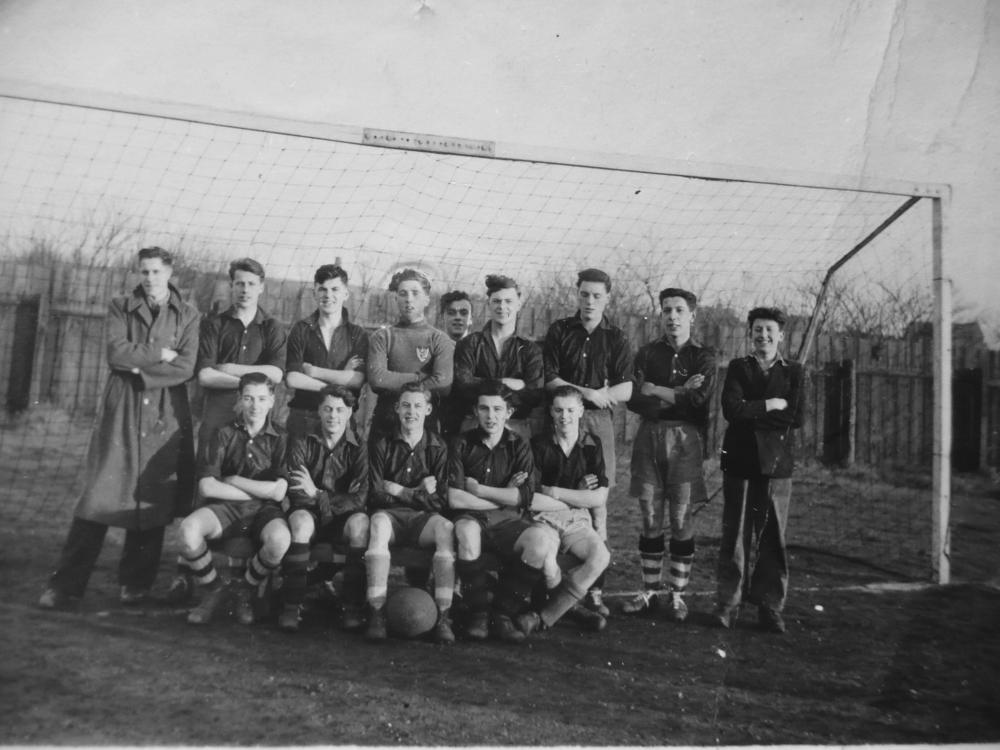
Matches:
[453,274,544,442]
[282,385,370,632]
[622,288,715,621]
[39,247,199,609]
[439,289,473,343]
[543,268,633,616]
[448,381,555,644]
[367,268,454,439]
[517,386,611,634]
[285,264,368,440]
[713,307,804,634]
[179,373,289,626]
[166,257,286,604]
[364,382,456,644]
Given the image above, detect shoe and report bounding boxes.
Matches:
[434,610,456,644]
[621,590,660,615]
[465,612,489,641]
[567,604,608,632]
[582,589,610,618]
[515,610,543,637]
[665,592,689,623]
[491,614,526,644]
[163,575,194,605]
[711,604,734,629]
[278,603,302,632]
[232,583,255,626]
[38,587,79,611]
[341,603,366,632]
[187,586,227,625]
[759,606,786,634]
[365,606,387,641]
[120,586,149,605]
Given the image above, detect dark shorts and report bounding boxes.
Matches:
[299,510,365,544]
[370,507,436,547]
[207,500,285,541]
[629,420,705,495]
[455,514,533,559]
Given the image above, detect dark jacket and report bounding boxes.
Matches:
[720,355,805,478]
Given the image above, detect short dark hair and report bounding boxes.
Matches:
[138,246,173,265]
[747,306,787,329]
[229,257,265,281]
[659,287,698,311]
[485,274,520,297]
[314,264,349,286]
[439,289,471,313]
[476,380,514,407]
[549,385,584,405]
[238,371,274,394]
[389,268,431,294]
[576,268,611,292]
[318,384,357,409]
[397,381,433,403]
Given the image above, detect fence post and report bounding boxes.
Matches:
[27,264,55,408]
[931,195,952,585]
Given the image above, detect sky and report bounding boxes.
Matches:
[0,0,996,324]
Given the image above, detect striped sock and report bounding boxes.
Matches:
[244,552,277,589]
[432,551,455,611]
[639,534,665,591]
[365,550,391,609]
[282,542,311,605]
[668,537,695,594]
[182,542,217,587]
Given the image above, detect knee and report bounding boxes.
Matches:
[454,520,480,557]
[368,513,392,550]
[178,516,202,550]
[260,522,291,557]
[288,512,313,542]
[433,518,455,550]
[345,513,370,546]
[518,527,555,568]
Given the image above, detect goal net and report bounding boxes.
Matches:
[0,86,947,583]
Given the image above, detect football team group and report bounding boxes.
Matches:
[38,247,804,644]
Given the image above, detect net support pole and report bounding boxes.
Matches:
[931,195,952,584]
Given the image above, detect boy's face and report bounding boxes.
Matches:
[138,257,172,300]
[550,394,583,433]
[395,389,431,431]
[239,382,274,423]
[442,299,473,340]
[577,281,609,324]
[231,269,264,312]
[475,395,513,437]
[314,277,349,315]
[660,296,694,343]
[488,287,521,327]
[750,318,784,359]
[318,395,353,437]
[395,279,430,324]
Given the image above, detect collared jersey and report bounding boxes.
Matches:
[368,428,449,513]
[543,313,633,409]
[286,428,368,515]
[198,417,286,482]
[448,427,534,524]
[627,337,716,426]
[453,325,545,420]
[285,309,369,410]
[196,306,286,386]
[530,428,609,492]
[720,355,806,479]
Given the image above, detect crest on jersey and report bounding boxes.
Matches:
[416,346,431,363]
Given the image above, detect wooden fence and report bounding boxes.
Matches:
[0,260,988,471]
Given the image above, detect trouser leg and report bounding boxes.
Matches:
[48,517,109,597]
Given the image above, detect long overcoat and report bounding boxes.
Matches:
[73,284,200,529]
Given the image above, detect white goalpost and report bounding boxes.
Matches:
[0,78,952,582]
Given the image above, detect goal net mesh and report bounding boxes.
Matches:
[0,93,938,582]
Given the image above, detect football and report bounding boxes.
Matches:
[384,586,438,639]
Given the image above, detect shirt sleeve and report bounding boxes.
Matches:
[285,436,315,504]
[329,441,369,515]
[198,426,231,480]
[284,321,307,375]
[452,335,482,402]
[542,321,563,384]
[721,359,768,423]
[260,318,288,371]
[517,340,546,410]
[195,314,221,373]
[607,328,634,386]
[366,437,394,510]
[422,331,454,395]
[626,344,661,418]
[673,346,716,412]
[447,435,468,491]
[511,435,535,510]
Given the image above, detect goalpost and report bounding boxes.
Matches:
[0,78,951,583]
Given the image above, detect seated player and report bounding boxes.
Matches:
[178,372,289,626]
[282,385,370,633]
[517,386,611,634]
[364,382,456,644]
[448,381,556,644]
